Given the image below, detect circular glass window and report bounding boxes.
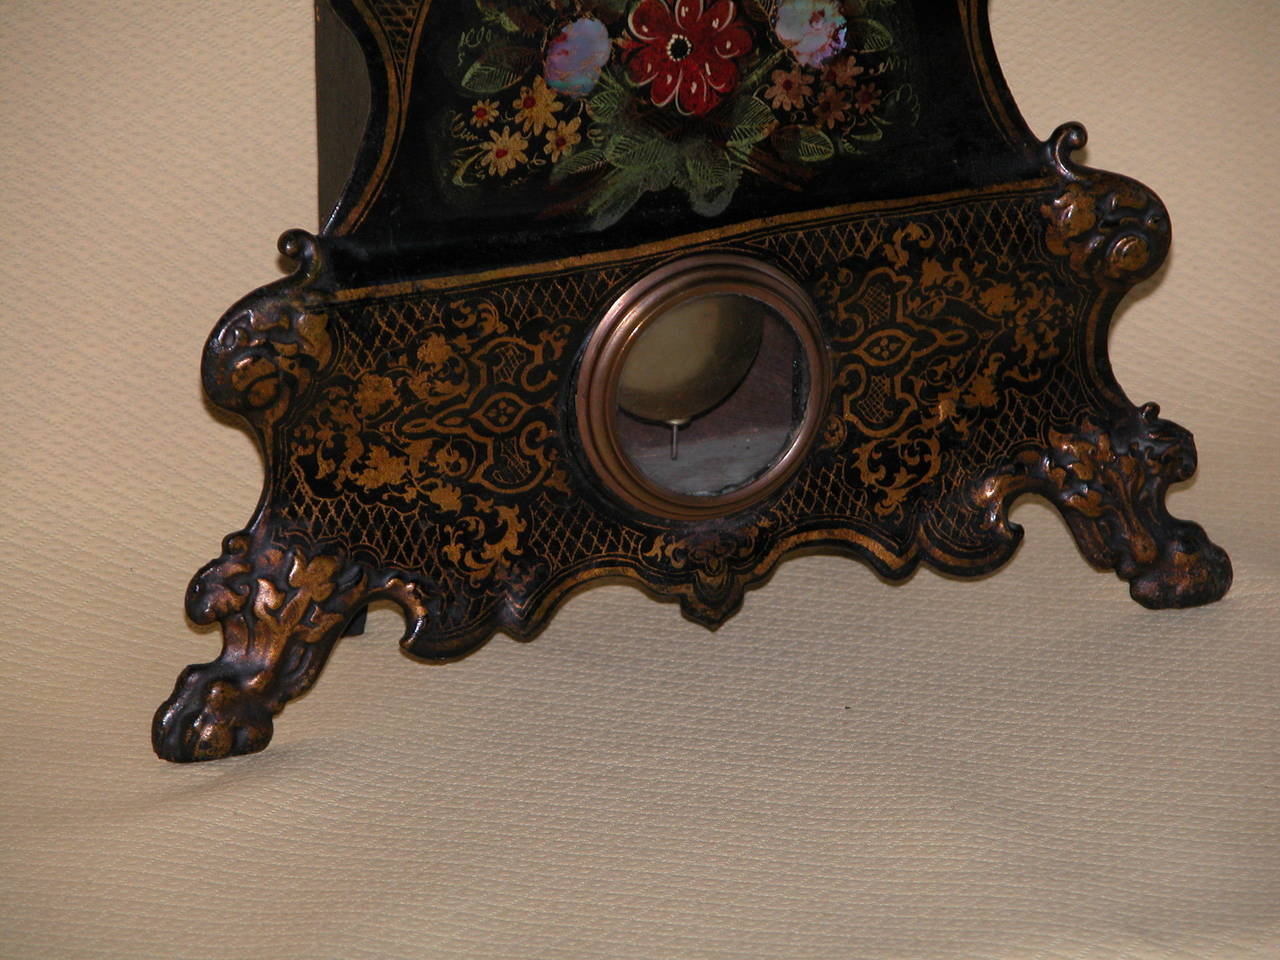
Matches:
[615,292,806,497]
[577,256,827,520]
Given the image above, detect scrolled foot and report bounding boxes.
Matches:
[153,527,367,762]
[983,403,1231,608]
[152,667,274,762]
[1127,526,1232,610]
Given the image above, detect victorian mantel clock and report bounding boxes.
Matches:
[154,0,1232,761]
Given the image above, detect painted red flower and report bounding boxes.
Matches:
[622,0,753,117]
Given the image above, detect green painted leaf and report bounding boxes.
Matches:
[725,96,776,147]
[737,48,784,93]
[586,68,630,124]
[689,184,739,217]
[691,173,742,217]
[584,0,629,18]
[587,89,624,125]
[478,6,520,33]
[772,125,835,163]
[683,144,731,194]
[550,146,607,182]
[844,123,884,143]
[587,170,647,229]
[678,141,741,216]
[473,0,540,34]
[881,85,921,124]
[605,133,676,171]
[461,45,537,95]
[849,18,894,53]
[457,27,494,67]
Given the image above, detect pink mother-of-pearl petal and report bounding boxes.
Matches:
[545,17,611,96]
[794,26,843,62]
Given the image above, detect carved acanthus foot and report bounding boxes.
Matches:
[979,403,1231,608]
[153,529,368,762]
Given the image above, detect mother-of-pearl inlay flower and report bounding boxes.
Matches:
[545,17,611,97]
[774,0,847,69]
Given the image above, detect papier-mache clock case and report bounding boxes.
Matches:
[153,0,1232,761]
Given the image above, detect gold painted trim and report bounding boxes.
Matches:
[957,0,1034,153]
[335,175,1056,302]
[414,525,919,648]
[331,0,434,236]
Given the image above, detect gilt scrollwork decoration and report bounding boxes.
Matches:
[1042,122,1171,291]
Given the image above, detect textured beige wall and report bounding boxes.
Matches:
[2,2,1277,958]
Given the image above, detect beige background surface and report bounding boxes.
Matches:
[2,2,1277,958]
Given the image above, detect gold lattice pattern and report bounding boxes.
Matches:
[275,186,1092,634]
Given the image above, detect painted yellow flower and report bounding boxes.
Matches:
[853,83,882,116]
[764,67,813,111]
[470,99,500,127]
[825,55,864,88]
[813,86,849,129]
[511,76,562,135]
[543,117,582,162]
[480,126,528,177]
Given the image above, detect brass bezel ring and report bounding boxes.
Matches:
[576,254,830,521]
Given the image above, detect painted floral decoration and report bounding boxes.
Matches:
[546,17,612,97]
[774,0,846,68]
[480,126,529,176]
[764,65,812,111]
[545,117,583,159]
[442,0,919,228]
[621,0,753,117]
[512,76,563,134]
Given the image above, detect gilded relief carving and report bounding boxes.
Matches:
[154,529,368,762]
[201,231,335,434]
[975,403,1232,609]
[1041,123,1171,291]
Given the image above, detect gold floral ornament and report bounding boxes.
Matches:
[813,86,849,129]
[544,117,582,162]
[469,99,500,127]
[825,55,863,87]
[480,126,529,177]
[511,76,562,135]
[852,84,881,115]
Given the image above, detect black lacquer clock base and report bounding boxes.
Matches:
[153,0,1231,761]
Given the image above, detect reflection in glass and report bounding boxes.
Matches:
[614,292,808,498]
